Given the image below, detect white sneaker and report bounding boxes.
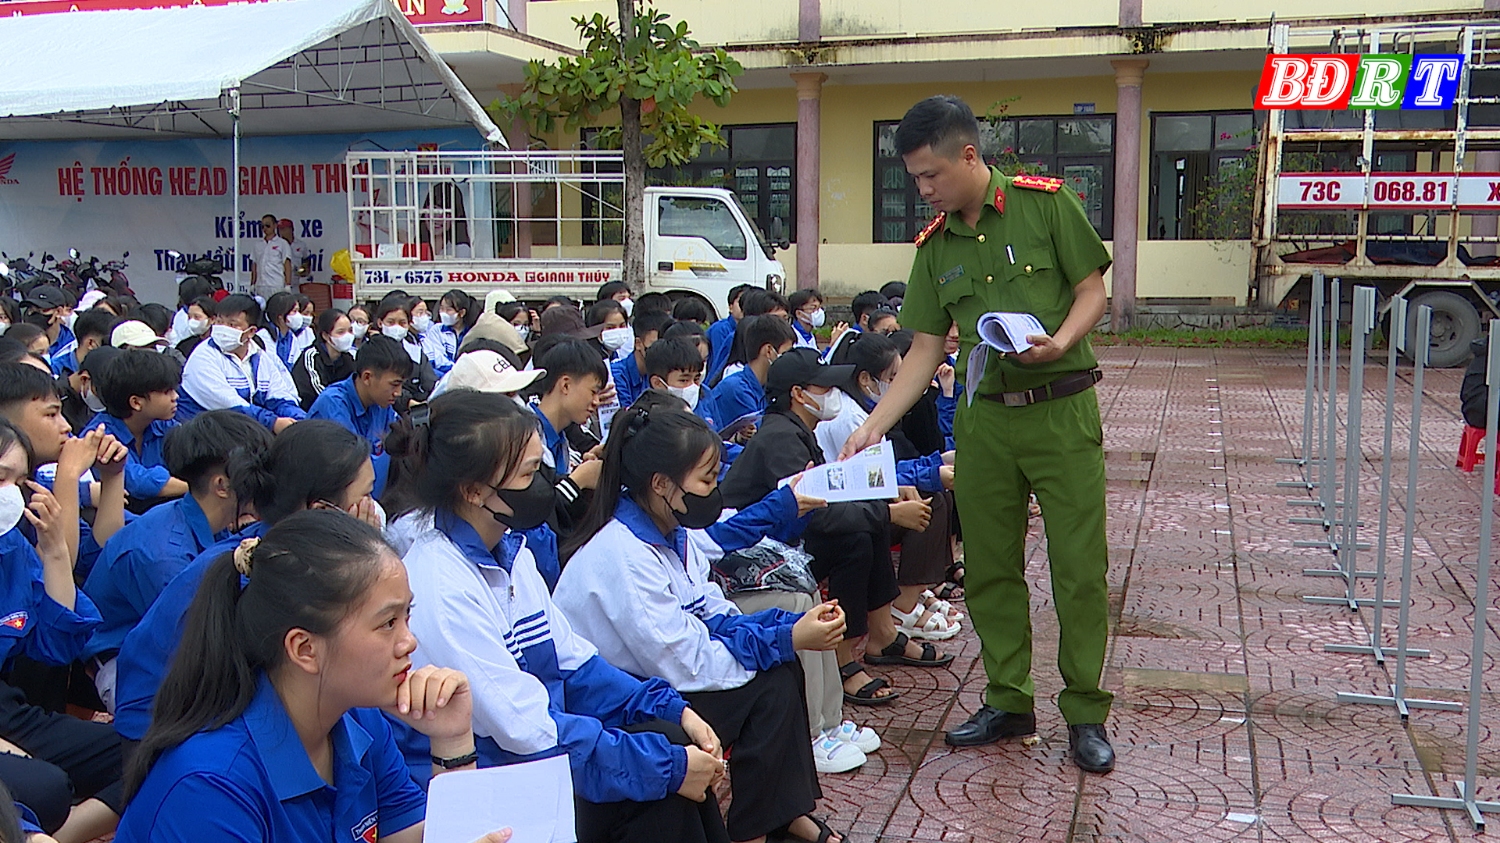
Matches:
[812,733,867,773]
[828,720,882,754]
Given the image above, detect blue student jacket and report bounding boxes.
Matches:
[113,521,266,740]
[0,527,102,668]
[49,325,78,377]
[609,353,651,409]
[530,405,570,477]
[710,367,766,434]
[116,674,426,843]
[705,316,735,385]
[85,411,179,499]
[82,493,218,658]
[307,376,394,494]
[936,353,961,451]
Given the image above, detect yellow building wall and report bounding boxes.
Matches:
[1144,0,1481,23]
[527,0,798,47]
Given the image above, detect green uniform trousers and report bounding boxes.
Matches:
[952,386,1113,725]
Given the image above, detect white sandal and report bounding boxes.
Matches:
[922,590,965,622]
[891,602,960,640]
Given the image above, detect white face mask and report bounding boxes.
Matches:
[287,313,310,331]
[600,326,634,353]
[330,333,356,353]
[211,324,245,352]
[0,484,22,536]
[350,322,369,339]
[83,387,106,414]
[514,325,531,342]
[667,383,701,411]
[803,386,844,421]
[440,311,459,328]
[619,298,635,317]
[807,308,826,329]
[187,318,209,337]
[63,312,78,331]
[412,314,433,333]
[381,324,409,342]
[866,376,890,401]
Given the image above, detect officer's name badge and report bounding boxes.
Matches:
[937,265,965,285]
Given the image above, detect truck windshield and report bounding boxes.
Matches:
[730,194,777,261]
[658,196,748,261]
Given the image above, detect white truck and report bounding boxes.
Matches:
[346,149,786,318]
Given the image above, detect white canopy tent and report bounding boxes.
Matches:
[0,0,506,285]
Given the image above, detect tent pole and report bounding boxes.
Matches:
[231,87,242,292]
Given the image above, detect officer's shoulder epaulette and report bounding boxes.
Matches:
[1011,174,1064,193]
[914,212,946,247]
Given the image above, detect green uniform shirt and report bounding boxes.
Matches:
[899,167,1112,394]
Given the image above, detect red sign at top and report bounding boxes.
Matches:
[1,0,486,26]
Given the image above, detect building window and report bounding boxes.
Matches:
[873,116,1115,243]
[1149,111,1256,240]
[581,124,794,246]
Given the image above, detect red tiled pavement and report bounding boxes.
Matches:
[799,347,1500,843]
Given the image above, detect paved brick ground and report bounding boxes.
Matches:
[810,346,1500,843]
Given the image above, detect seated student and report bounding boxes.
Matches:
[374,297,437,406]
[5,325,52,365]
[864,308,900,337]
[721,349,949,707]
[530,338,608,487]
[384,391,730,843]
[89,349,189,503]
[816,332,960,641]
[586,299,631,361]
[61,345,121,436]
[308,335,411,497]
[166,277,216,346]
[706,284,754,387]
[254,291,313,370]
[69,309,118,378]
[712,315,795,441]
[426,289,478,377]
[711,290,790,387]
[671,296,713,328]
[822,290,888,363]
[935,322,961,452]
[172,296,216,361]
[346,303,373,351]
[82,411,272,711]
[556,403,850,843]
[21,285,77,377]
[879,281,906,310]
[116,510,495,843]
[291,307,356,409]
[611,309,675,409]
[178,295,305,434]
[0,418,125,843]
[112,421,382,746]
[787,289,825,351]
[645,338,718,431]
[636,292,672,319]
[596,279,634,313]
[0,363,129,578]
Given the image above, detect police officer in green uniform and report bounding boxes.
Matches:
[841,95,1115,773]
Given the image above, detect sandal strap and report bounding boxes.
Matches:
[839,661,865,681]
[854,677,890,698]
[881,631,911,657]
[919,641,938,661]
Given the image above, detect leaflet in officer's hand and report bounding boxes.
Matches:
[964,311,1046,406]
[423,754,575,843]
[779,440,898,503]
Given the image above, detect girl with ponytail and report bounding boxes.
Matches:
[388,388,730,843]
[118,509,501,843]
[111,421,383,745]
[556,400,850,843]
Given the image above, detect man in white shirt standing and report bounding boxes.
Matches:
[277,218,312,286]
[250,213,293,302]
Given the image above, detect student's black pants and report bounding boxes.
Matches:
[682,661,820,841]
[575,719,730,843]
[0,680,123,832]
[803,524,900,639]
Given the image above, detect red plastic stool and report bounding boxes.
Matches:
[1459,425,1486,472]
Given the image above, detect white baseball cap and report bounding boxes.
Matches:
[111,320,168,349]
[441,350,544,396]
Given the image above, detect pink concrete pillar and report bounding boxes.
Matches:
[799,0,819,43]
[508,0,526,31]
[1118,0,1141,27]
[792,71,826,290]
[509,113,533,258]
[1110,59,1147,331]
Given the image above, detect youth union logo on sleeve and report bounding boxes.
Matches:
[352,810,378,843]
[0,611,28,631]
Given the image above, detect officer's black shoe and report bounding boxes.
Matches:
[1068,724,1115,773]
[944,706,1036,747]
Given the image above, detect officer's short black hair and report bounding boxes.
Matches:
[535,338,608,395]
[631,309,674,343]
[354,335,413,378]
[98,349,182,419]
[164,410,273,493]
[74,309,120,347]
[895,95,981,159]
[645,338,704,380]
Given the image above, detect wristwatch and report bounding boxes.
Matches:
[431,749,479,769]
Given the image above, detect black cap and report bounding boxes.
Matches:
[22,285,68,310]
[766,347,854,397]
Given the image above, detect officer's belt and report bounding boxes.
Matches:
[978,369,1102,408]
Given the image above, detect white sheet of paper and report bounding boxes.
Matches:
[780,440,899,503]
[976,311,1045,354]
[422,755,576,843]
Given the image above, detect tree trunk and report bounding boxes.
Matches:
[617,0,646,292]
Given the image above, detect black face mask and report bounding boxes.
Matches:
[488,473,553,531]
[673,486,724,530]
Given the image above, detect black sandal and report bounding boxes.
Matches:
[839,661,899,706]
[773,815,846,843]
[933,580,963,601]
[946,561,965,588]
[865,631,954,668]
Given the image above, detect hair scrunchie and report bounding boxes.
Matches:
[233,537,260,577]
